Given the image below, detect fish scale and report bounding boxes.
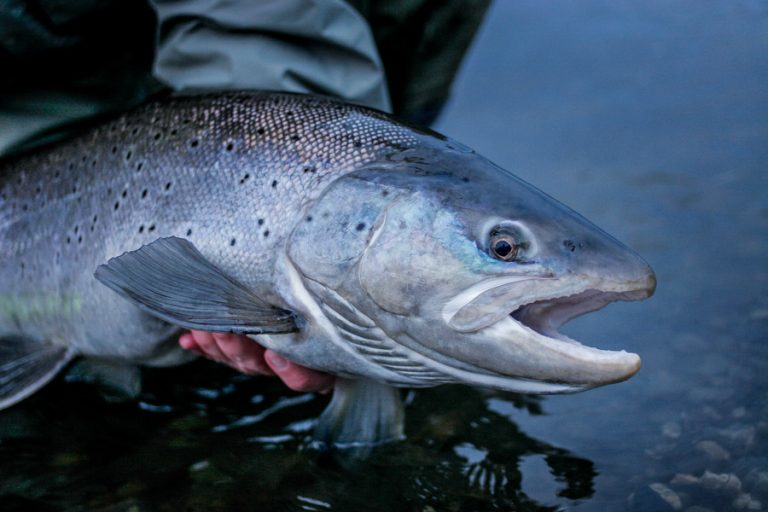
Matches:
[0,92,420,361]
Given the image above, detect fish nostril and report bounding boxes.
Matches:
[563,240,577,252]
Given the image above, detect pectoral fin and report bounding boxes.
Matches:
[313,379,404,453]
[94,237,297,334]
[0,336,75,410]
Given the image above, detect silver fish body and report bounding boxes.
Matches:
[0,92,655,448]
[0,92,416,363]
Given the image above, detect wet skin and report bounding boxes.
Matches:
[178,331,334,394]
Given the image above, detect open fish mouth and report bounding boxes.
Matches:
[509,287,651,347]
[442,275,655,391]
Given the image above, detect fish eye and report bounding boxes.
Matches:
[489,232,520,261]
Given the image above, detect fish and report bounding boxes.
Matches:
[0,91,656,448]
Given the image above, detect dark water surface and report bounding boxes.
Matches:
[2,1,767,511]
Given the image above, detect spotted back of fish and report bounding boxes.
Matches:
[0,92,425,359]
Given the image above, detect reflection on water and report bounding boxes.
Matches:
[0,363,596,511]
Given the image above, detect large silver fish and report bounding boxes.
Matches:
[0,92,655,447]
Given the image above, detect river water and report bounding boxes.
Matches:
[1,1,767,511]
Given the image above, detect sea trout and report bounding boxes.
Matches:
[0,92,655,447]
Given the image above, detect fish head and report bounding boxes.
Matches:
[288,147,656,393]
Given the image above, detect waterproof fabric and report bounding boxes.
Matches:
[349,0,491,125]
[0,0,389,158]
[0,0,489,158]
[152,0,391,111]
[0,0,159,157]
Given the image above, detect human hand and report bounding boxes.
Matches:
[179,331,334,393]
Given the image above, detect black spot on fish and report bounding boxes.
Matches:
[139,225,144,233]
[126,151,132,161]
[306,216,313,222]
[66,236,71,244]
[111,146,117,154]
[170,129,178,136]
[114,202,119,210]
[164,182,172,191]
[132,128,138,136]
[230,238,236,246]
[121,190,127,198]
[382,190,389,197]
[78,236,82,244]
[107,187,112,196]
[356,222,366,231]
[258,218,264,226]
[92,159,97,167]
[141,189,148,198]
[22,204,28,211]
[462,177,470,183]
[190,140,199,148]
[257,128,265,135]
[353,140,362,148]
[35,186,41,194]
[271,180,278,188]
[226,142,234,152]
[287,111,294,116]
[136,162,143,171]
[186,228,192,236]
[263,230,270,238]
[74,225,79,234]
[154,133,161,141]
[291,135,300,142]
[148,224,156,232]
[72,186,77,193]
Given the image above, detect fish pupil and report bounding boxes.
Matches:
[494,240,513,257]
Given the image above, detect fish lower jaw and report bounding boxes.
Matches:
[480,315,642,388]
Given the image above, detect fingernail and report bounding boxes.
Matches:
[266,351,289,370]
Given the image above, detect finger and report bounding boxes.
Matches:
[212,333,274,375]
[178,332,205,357]
[264,350,335,393]
[190,330,226,362]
